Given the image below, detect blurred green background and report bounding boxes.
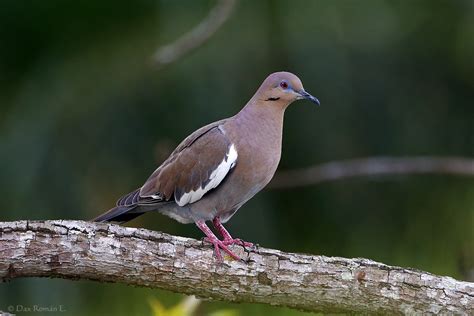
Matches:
[1,0,473,315]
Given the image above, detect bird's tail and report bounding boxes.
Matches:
[92,205,145,223]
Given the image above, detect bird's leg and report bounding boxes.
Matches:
[212,217,254,248]
[195,220,241,261]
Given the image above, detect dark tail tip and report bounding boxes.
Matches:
[92,205,140,223]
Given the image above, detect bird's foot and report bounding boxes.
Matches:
[197,220,250,262]
[221,238,254,249]
[203,237,242,262]
[211,217,254,249]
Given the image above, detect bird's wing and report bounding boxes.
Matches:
[126,121,237,207]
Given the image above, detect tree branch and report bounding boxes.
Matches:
[152,0,237,68]
[269,156,474,189]
[1,221,472,314]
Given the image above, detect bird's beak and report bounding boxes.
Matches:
[298,90,320,106]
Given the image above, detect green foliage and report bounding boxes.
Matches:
[148,296,201,316]
[148,295,238,316]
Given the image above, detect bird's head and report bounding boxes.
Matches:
[255,71,320,108]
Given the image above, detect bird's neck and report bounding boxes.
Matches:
[234,100,286,143]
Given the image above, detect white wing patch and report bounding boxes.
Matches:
[175,144,238,206]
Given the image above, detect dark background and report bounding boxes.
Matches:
[1,0,473,315]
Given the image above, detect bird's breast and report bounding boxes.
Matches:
[230,123,282,191]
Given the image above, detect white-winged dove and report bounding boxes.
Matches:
[94,71,320,261]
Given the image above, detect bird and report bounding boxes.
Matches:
[93,71,320,261]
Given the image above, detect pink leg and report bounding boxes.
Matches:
[195,220,241,261]
[212,217,254,248]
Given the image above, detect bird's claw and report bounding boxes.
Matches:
[221,238,254,249]
[203,237,242,261]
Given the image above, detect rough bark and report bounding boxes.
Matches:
[0,220,472,314]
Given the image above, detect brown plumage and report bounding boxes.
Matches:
[141,124,231,201]
[94,71,320,261]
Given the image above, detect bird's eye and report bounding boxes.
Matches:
[279,81,288,89]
